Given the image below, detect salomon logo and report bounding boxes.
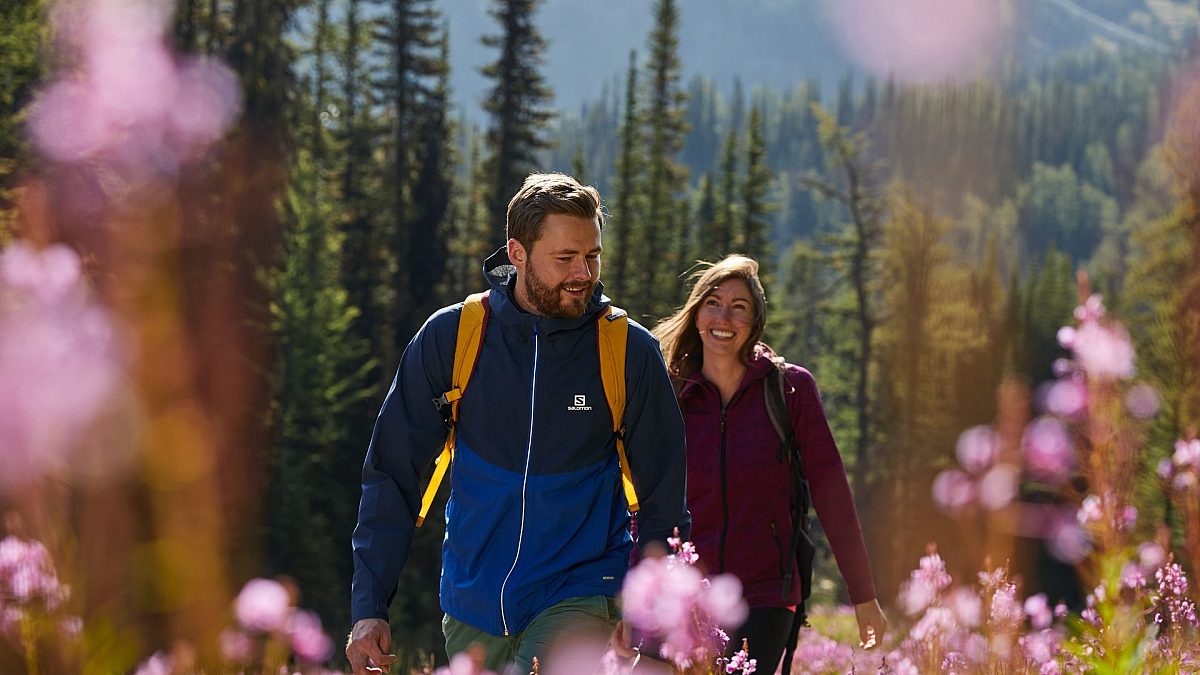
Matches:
[567,395,592,411]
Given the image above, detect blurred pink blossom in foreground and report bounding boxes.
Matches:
[29,0,240,175]
[829,0,1008,83]
[219,577,334,666]
[620,535,747,670]
[0,242,123,491]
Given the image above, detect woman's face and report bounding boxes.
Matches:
[694,277,755,362]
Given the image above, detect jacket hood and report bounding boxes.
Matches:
[482,246,611,337]
[677,342,782,401]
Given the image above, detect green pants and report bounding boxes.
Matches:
[442,595,620,675]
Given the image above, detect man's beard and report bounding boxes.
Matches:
[522,260,595,319]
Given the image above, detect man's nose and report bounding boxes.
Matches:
[572,258,593,279]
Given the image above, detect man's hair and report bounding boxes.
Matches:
[506,173,605,251]
[652,255,769,379]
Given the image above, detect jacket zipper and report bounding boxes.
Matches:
[499,323,539,635]
[718,406,729,573]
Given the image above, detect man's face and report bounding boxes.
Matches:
[509,213,602,319]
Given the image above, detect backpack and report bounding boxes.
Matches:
[764,363,816,675]
[415,291,640,527]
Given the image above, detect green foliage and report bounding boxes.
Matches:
[480,0,556,228]
[0,0,45,241]
[606,50,644,303]
[740,104,774,272]
[1016,246,1077,383]
[633,0,690,319]
[264,151,374,638]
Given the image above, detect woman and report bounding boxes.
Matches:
[653,255,887,674]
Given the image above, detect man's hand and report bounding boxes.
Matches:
[609,620,637,658]
[853,599,888,650]
[346,618,397,675]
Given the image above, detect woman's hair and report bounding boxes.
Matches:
[652,254,768,379]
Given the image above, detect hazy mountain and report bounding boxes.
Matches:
[441,0,1198,118]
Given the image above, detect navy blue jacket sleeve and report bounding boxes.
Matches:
[350,306,458,625]
[623,321,692,549]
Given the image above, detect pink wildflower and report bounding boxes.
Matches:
[1023,594,1052,630]
[948,587,982,628]
[1070,320,1136,381]
[1124,383,1160,419]
[1139,543,1167,571]
[955,426,999,473]
[1173,439,1200,468]
[287,609,333,663]
[1076,495,1102,525]
[989,582,1024,631]
[234,578,291,633]
[978,464,1018,510]
[0,243,123,491]
[932,469,975,512]
[1022,417,1074,485]
[1043,378,1088,418]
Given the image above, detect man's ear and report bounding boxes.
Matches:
[507,238,527,268]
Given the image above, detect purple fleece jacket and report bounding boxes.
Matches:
[677,344,877,608]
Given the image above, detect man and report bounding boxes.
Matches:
[347,173,690,675]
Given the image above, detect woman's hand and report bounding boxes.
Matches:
[853,599,888,650]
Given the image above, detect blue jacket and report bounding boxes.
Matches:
[351,248,691,635]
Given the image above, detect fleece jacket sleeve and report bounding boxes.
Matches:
[789,365,878,605]
[350,307,457,625]
[623,322,692,550]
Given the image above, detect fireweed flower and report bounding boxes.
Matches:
[1173,438,1200,468]
[956,426,1000,473]
[989,582,1024,633]
[948,587,982,628]
[29,0,241,177]
[1139,543,1167,571]
[619,535,745,670]
[1152,562,1199,628]
[286,609,333,663]
[233,578,291,633]
[1022,417,1075,485]
[932,468,975,512]
[899,551,952,615]
[1068,320,1136,381]
[1042,377,1088,419]
[978,463,1019,510]
[1077,495,1103,525]
[1023,594,1053,630]
[1124,383,1160,419]
[0,242,123,491]
[0,536,66,610]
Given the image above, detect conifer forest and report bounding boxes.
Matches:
[3,0,1200,672]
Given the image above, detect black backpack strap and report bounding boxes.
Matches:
[763,364,797,463]
[767,363,814,675]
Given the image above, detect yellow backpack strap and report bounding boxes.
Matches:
[597,305,638,513]
[417,291,489,527]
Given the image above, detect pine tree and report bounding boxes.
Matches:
[608,50,643,302]
[373,0,446,369]
[264,150,372,639]
[480,0,555,229]
[691,172,719,262]
[405,25,454,329]
[802,102,888,498]
[639,0,690,317]
[741,104,774,270]
[717,126,739,256]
